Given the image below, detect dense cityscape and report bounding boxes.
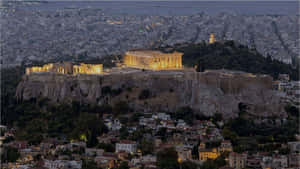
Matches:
[0,2,299,66]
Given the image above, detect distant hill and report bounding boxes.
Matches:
[158,41,299,80]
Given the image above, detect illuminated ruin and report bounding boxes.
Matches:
[26,62,103,75]
[26,50,183,75]
[73,63,103,75]
[123,50,183,70]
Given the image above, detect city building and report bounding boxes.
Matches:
[176,145,193,161]
[218,140,233,152]
[288,153,300,167]
[199,148,220,161]
[261,155,288,169]
[288,141,300,153]
[229,152,247,169]
[123,50,183,70]
[43,160,82,169]
[116,140,137,154]
[278,74,290,82]
[104,119,122,131]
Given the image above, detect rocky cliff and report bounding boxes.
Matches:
[16,69,285,118]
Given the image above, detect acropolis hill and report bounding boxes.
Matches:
[25,62,103,75]
[123,50,182,70]
[17,56,285,117]
[25,50,183,75]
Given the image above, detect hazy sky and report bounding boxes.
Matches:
[43,0,298,1]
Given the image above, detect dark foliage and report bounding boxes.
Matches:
[156,148,179,169]
[174,106,194,125]
[138,89,151,100]
[285,104,300,117]
[1,66,24,125]
[1,147,20,163]
[159,41,299,80]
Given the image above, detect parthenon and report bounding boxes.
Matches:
[25,62,103,75]
[26,50,183,75]
[123,50,183,70]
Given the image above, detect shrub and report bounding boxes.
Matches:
[139,89,151,100]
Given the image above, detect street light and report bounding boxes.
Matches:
[177,157,182,169]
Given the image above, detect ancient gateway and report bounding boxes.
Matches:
[123,50,183,70]
[26,62,103,75]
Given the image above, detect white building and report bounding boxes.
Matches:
[176,119,189,130]
[105,119,122,131]
[156,113,171,121]
[229,152,247,169]
[85,148,104,157]
[115,140,137,154]
[261,156,288,169]
[288,141,300,153]
[176,145,192,161]
[44,160,82,169]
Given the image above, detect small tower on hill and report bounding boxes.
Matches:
[209,33,216,44]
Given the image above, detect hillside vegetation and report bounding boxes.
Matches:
[158,41,299,80]
[1,40,299,146]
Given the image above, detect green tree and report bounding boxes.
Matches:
[181,161,199,169]
[2,147,20,163]
[201,159,217,169]
[221,127,238,144]
[119,116,129,125]
[119,127,129,140]
[138,139,154,155]
[139,89,151,100]
[117,161,129,169]
[82,160,101,169]
[285,104,299,117]
[113,101,130,115]
[192,144,199,159]
[201,155,226,169]
[157,148,179,169]
[70,113,108,147]
[157,127,167,139]
[129,113,142,123]
[175,106,194,125]
[97,143,115,152]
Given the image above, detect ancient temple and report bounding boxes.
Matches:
[26,62,103,75]
[123,50,183,70]
[73,63,103,75]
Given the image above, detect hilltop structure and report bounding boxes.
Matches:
[25,50,183,75]
[25,62,103,75]
[123,50,183,70]
[209,33,216,44]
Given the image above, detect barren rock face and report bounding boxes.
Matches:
[16,69,285,118]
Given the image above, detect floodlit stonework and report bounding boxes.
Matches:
[73,63,103,75]
[209,33,216,44]
[123,50,183,70]
[26,62,103,75]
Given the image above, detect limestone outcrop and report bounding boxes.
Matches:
[16,69,285,118]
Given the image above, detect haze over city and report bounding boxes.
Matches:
[0,1,299,169]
